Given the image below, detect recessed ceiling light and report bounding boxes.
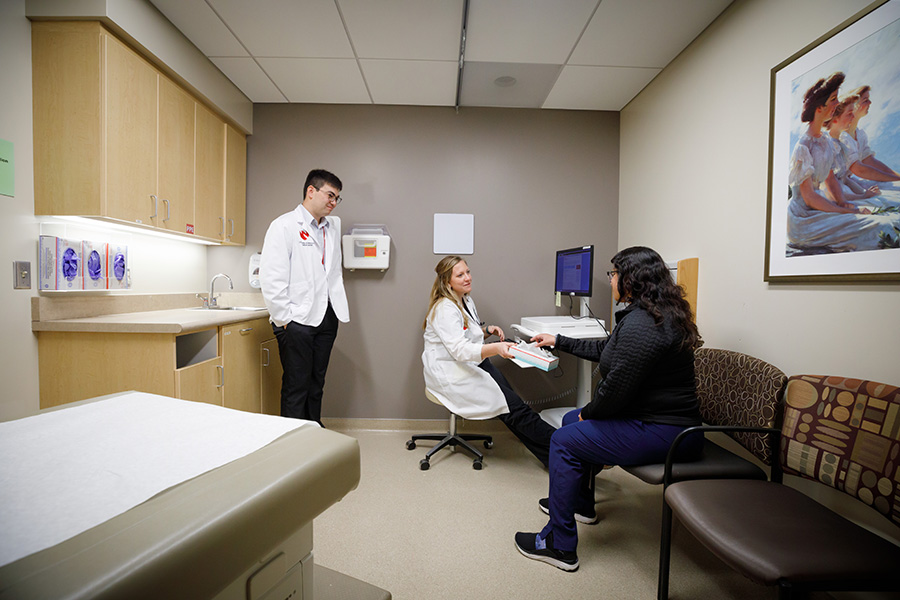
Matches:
[494,76,517,88]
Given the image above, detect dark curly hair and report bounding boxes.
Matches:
[611,246,702,350]
[801,72,845,123]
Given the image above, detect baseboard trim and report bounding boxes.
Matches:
[322,417,509,434]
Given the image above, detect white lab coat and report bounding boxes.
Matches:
[422,296,509,420]
[259,205,349,327]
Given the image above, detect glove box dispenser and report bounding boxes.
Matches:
[342,225,390,271]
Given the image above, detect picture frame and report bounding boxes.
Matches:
[765,0,900,282]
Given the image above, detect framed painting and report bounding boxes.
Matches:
[765,0,900,282]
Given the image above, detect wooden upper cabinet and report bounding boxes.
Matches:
[158,76,196,235]
[32,21,248,246]
[32,22,104,216]
[225,124,247,245]
[105,34,158,225]
[194,103,226,240]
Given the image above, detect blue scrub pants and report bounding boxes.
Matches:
[540,409,702,552]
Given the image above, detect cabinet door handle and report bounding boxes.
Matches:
[219,216,225,236]
[216,364,224,389]
[240,327,253,335]
[162,198,170,222]
[228,218,234,240]
[262,347,270,367]
[150,194,158,219]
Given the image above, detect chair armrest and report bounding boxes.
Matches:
[663,425,782,487]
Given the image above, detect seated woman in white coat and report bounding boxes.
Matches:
[422,256,556,467]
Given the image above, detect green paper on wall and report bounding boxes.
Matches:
[0,138,13,198]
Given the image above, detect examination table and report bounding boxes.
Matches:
[0,391,362,600]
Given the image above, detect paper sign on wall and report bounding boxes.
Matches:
[433,213,474,255]
[0,138,14,198]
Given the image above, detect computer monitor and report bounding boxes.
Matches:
[554,245,594,297]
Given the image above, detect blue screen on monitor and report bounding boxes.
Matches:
[555,246,593,297]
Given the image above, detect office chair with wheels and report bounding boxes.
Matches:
[406,388,493,470]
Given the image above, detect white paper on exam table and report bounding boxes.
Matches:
[0,392,316,567]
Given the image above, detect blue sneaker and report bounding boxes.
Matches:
[514,531,579,571]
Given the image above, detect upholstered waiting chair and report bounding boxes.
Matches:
[620,347,788,599]
[663,375,900,599]
[405,389,493,470]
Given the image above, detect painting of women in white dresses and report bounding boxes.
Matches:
[787,16,900,257]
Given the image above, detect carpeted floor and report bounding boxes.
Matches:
[313,424,792,600]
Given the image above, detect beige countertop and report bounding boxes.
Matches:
[32,307,270,334]
[31,293,270,334]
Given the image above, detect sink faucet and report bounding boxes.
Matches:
[208,273,233,308]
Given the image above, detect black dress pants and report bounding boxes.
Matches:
[273,303,339,425]
[478,359,556,467]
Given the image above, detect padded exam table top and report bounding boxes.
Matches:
[0,392,360,599]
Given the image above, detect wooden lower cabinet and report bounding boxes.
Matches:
[175,357,223,406]
[37,331,175,409]
[260,338,283,416]
[38,318,279,413]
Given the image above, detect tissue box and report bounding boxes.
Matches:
[38,236,58,290]
[39,236,83,290]
[107,243,129,289]
[82,240,108,290]
[509,343,559,372]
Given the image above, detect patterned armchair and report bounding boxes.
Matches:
[663,375,900,599]
[621,347,788,599]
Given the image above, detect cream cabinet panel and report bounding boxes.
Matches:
[105,34,158,225]
[158,76,196,235]
[260,338,282,416]
[175,358,224,406]
[222,319,266,413]
[224,124,247,245]
[32,22,104,216]
[37,331,176,409]
[194,104,226,240]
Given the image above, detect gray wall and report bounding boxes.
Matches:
[210,104,619,420]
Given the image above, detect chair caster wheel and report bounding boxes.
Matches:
[419,459,430,470]
[473,460,483,470]
[406,440,416,450]
[483,440,493,449]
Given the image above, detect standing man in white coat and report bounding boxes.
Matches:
[259,169,349,426]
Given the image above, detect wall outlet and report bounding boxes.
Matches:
[13,261,31,289]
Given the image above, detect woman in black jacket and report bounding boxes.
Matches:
[515,246,704,572]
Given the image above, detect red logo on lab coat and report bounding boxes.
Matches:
[299,230,309,240]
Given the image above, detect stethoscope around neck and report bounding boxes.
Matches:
[461,295,485,329]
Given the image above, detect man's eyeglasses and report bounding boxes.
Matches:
[607,270,618,281]
[315,186,342,205]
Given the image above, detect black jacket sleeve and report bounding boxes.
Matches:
[555,334,608,362]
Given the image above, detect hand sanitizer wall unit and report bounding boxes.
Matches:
[342,225,390,271]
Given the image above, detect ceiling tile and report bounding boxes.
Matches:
[570,0,732,67]
[340,0,464,60]
[258,58,371,104]
[464,0,599,64]
[543,65,660,111]
[460,62,562,109]
[361,60,458,106]
[149,0,248,57]
[209,0,354,58]
[210,57,286,102]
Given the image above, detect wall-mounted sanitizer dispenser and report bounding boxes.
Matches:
[342,225,390,271]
